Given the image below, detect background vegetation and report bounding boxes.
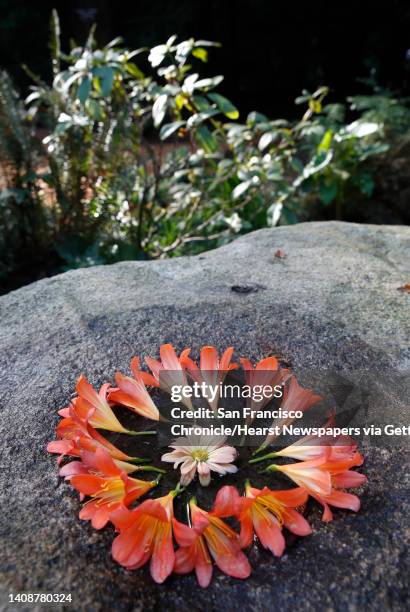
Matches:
[1,3,409,293]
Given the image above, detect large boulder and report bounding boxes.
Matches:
[0,221,409,611]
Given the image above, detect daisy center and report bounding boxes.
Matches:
[191,449,209,462]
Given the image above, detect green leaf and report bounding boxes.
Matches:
[187,109,219,128]
[318,129,333,152]
[78,76,91,103]
[194,75,224,90]
[267,202,283,226]
[63,71,82,92]
[87,98,104,121]
[258,132,274,151]
[232,181,251,199]
[208,92,239,119]
[192,95,212,112]
[148,44,167,67]
[291,157,304,173]
[160,121,185,140]
[192,47,208,62]
[98,67,114,97]
[195,125,217,153]
[126,62,144,79]
[309,99,322,114]
[152,94,168,127]
[247,111,268,125]
[175,94,187,110]
[105,36,123,49]
[194,40,221,47]
[319,180,338,205]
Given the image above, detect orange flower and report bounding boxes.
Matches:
[174,519,213,587]
[238,483,311,556]
[111,490,195,584]
[75,375,131,434]
[309,453,366,521]
[109,365,160,421]
[240,356,289,424]
[47,402,145,472]
[265,451,365,521]
[265,455,333,497]
[251,417,359,464]
[130,356,159,386]
[67,449,158,529]
[180,346,238,411]
[261,376,322,448]
[144,343,193,408]
[175,486,251,585]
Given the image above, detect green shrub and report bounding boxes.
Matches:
[0,11,408,289]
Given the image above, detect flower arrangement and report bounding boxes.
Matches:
[48,344,366,587]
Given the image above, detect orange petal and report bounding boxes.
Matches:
[71,474,103,495]
[283,508,312,536]
[211,485,240,517]
[150,523,174,583]
[200,346,219,371]
[174,545,196,574]
[160,343,181,370]
[82,448,120,477]
[255,356,278,370]
[239,511,254,548]
[172,519,198,547]
[195,538,213,587]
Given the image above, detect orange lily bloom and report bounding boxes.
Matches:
[238,483,311,556]
[111,490,195,583]
[67,449,158,529]
[309,453,366,521]
[262,376,322,448]
[240,356,289,424]
[251,417,360,464]
[271,434,360,463]
[108,368,160,421]
[180,346,238,411]
[266,454,333,497]
[75,375,131,434]
[144,343,193,408]
[130,356,159,387]
[266,452,365,521]
[174,517,213,588]
[47,402,144,472]
[175,486,251,584]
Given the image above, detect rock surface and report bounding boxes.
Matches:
[0,221,409,611]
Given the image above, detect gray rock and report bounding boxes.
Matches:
[0,221,409,611]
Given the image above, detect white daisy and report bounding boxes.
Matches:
[161,435,238,486]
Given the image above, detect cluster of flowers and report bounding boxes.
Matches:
[48,343,366,587]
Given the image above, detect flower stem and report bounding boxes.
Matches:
[171,482,186,497]
[259,463,278,474]
[251,442,268,456]
[153,473,163,485]
[133,465,166,474]
[249,451,278,464]
[127,430,157,436]
[129,457,151,464]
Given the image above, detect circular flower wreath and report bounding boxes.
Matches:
[48,344,366,587]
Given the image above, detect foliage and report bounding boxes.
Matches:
[0,12,409,289]
[0,70,46,282]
